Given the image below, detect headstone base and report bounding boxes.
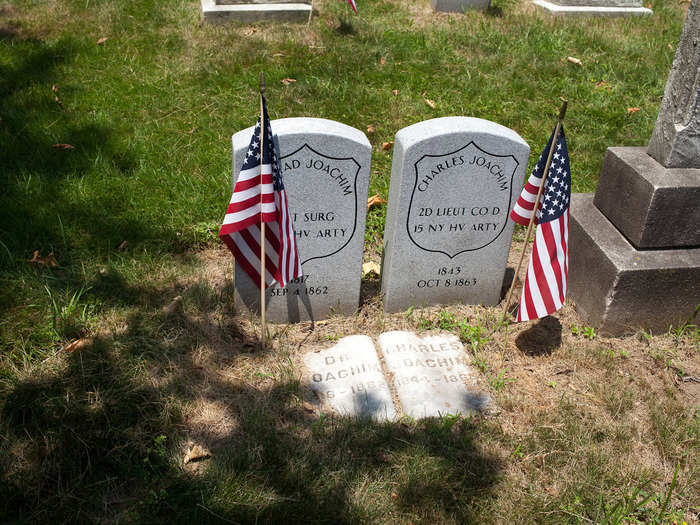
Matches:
[201,0,311,23]
[532,0,652,16]
[431,0,489,12]
[568,194,700,335]
[593,147,700,249]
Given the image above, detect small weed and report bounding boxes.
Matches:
[489,370,515,391]
[436,310,458,331]
[572,324,596,340]
[45,284,95,340]
[460,315,490,351]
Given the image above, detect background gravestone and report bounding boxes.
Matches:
[532,0,652,16]
[233,118,371,322]
[431,0,489,13]
[201,0,311,23]
[381,117,529,313]
[568,0,700,334]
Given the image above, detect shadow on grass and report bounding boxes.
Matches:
[1,275,503,523]
[515,315,562,356]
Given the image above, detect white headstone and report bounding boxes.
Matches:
[381,117,529,313]
[304,335,396,420]
[378,331,493,418]
[233,118,371,322]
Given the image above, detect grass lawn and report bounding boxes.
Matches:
[1,0,698,522]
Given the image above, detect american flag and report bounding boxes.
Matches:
[512,127,571,322]
[218,95,301,290]
[346,0,357,12]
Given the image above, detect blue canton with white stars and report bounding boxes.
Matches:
[241,95,284,191]
[535,128,571,223]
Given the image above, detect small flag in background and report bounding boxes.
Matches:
[346,0,357,12]
[512,127,571,322]
[218,95,301,290]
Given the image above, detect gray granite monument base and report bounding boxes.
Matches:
[532,0,652,16]
[431,0,490,12]
[201,0,311,23]
[593,147,700,249]
[568,194,700,335]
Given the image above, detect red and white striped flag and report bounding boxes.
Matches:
[512,127,571,322]
[218,95,301,290]
[346,0,358,12]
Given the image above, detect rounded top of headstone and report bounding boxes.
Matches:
[395,116,528,149]
[233,117,370,148]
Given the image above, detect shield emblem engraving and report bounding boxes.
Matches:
[406,142,519,259]
[279,144,360,265]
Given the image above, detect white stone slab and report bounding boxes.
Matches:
[233,118,371,322]
[378,331,492,419]
[381,117,529,313]
[201,0,312,23]
[532,0,652,16]
[304,335,396,421]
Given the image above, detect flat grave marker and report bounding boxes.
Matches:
[381,117,529,313]
[233,118,371,322]
[378,331,493,418]
[303,335,396,421]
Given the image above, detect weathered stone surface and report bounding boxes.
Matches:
[201,0,311,23]
[233,118,371,322]
[569,193,700,335]
[533,0,651,15]
[648,0,700,169]
[431,0,489,12]
[304,336,396,421]
[378,331,493,418]
[593,147,700,249]
[381,117,529,313]
[548,0,640,5]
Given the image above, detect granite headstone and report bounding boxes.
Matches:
[381,117,529,313]
[304,335,396,421]
[378,331,493,418]
[233,118,371,322]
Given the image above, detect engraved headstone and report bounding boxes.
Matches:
[381,117,529,313]
[233,118,371,322]
[378,331,493,418]
[304,335,396,421]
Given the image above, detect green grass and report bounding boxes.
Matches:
[1,0,697,523]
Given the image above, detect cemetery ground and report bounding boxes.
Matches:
[0,0,698,522]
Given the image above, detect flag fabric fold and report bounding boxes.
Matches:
[346,0,358,12]
[512,127,571,322]
[218,95,302,290]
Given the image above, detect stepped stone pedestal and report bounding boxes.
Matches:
[201,0,311,23]
[568,0,700,335]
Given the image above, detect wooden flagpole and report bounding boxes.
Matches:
[259,72,267,349]
[501,99,568,329]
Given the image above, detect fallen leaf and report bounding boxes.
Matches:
[163,295,183,316]
[391,493,398,499]
[367,193,386,210]
[64,338,91,353]
[273,52,286,57]
[53,143,75,150]
[28,250,58,268]
[96,36,108,45]
[595,80,609,89]
[392,89,398,96]
[381,141,393,151]
[362,261,380,276]
[422,92,436,109]
[627,107,641,114]
[366,125,375,134]
[379,57,386,65]
[302,402,316,413]
[566,56,583,66]
[243,27,257,36]
[281,78,296,85]
[184,444,211,464]
[117,240,128,251]
[52,84,59,93]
